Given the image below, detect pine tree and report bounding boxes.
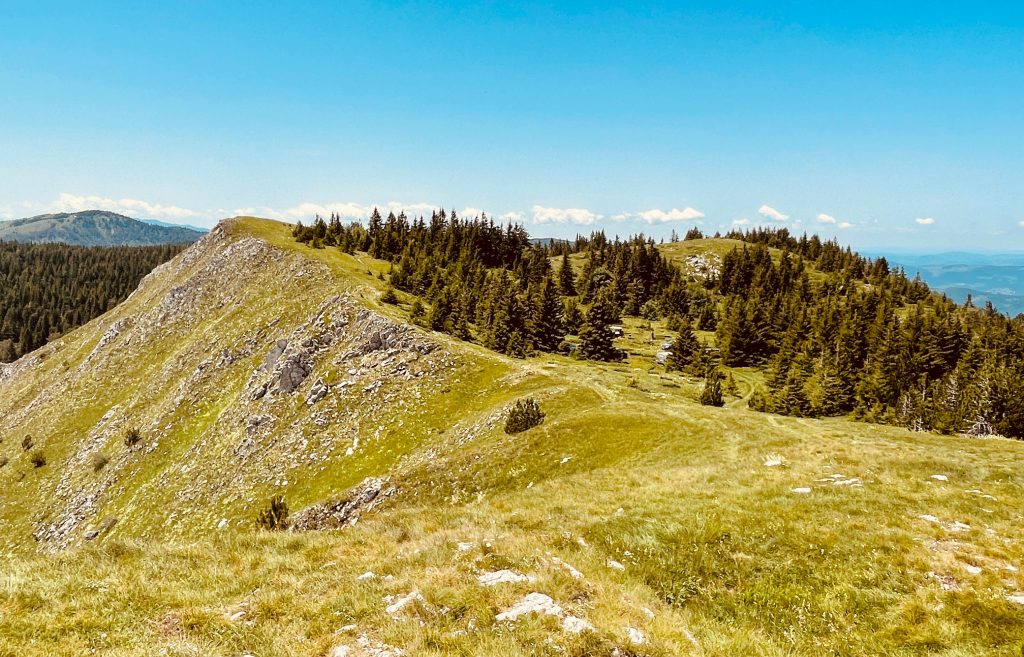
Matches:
[578,290,621,361]
[701,367,725,406]
[530,278,565,352]
[558,253,577,296]
[666,326,700,372]
[562,298,583,334]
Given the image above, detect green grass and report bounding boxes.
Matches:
[1,217,1023,655]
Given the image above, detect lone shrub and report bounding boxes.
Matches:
[92,452,110,473]
[124,427,142,447]
[504,398,545,434]
[30,450,46,468]
[256,495,289,530]
[0,456,8,469]
[21,435,34,451]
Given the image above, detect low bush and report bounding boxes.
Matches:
[30,450,46,468]
[256,495,289,530]
[124,427,142,447]
[92,452,110,473]
[504,398,545,434]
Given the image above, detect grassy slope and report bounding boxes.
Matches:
[1,219,1023,656]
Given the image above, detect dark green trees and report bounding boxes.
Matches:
[530,278,565,353]
[578,290,622,361]
[558,253,577,296]
[666,326,701,372]
[504,397,546,434]
[0,242,186,361]
[701,368,725,407]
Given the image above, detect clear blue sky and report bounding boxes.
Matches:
[1,1,1023,250]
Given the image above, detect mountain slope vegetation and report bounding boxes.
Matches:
[0,217,1022,656]
[0,210,205,246]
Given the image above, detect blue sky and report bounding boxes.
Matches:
[1,1,1023,250]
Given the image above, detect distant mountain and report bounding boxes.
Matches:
[869,251,1024,317]
[140,218,209,234]
[0,210,205,246]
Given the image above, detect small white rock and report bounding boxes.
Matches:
[329,647,351,657]
[1006,593,1024,605]
[551,557,584,579]
[963,564,982,575]
[496,592,563,622]
[791,487,812,494]
[919,514,941,524]
[478,570,531,587]
[626,626,647,645]
[356,571,376,581]
[930,474,949,482]
[607,560,626,571]
[561,615,594,634]
[385,590,424,616]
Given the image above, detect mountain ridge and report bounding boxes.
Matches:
[1,217,1023,655]
[0,210,205,246]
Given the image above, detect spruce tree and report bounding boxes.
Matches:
[701,367,725,406]
[578,290,621,361]
[562,298,583,334]
[666,326,700,372]
[558,253,577,296]
[530,278,565,352]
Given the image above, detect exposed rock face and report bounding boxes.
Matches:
[289,477,396,530]
[0,219,457,552]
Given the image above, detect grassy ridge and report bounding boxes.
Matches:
[1,217,1023,655]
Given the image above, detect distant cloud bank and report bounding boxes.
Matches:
[916,217,935,226]
[55,193,199,220]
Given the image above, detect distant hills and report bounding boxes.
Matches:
[874,252,1024,317]
[0,210,206,246]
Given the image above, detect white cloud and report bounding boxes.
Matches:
[915,217,935,226]
[1018,219,1024,227]
[758,205,789,221]
[838,221,854,229]
[732,218,750,226]
[614,207,705,223]
[817,213,837,224]
[53,192,199,220]
[530,205,601,225]
[500,211,525,223]
[239,201,442,222]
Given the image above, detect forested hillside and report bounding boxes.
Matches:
[0,242,188,361]
[0,211,205,246]
[294,211,1024,438]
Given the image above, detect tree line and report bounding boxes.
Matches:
[0,241,187,362]
[295,212,1023,439]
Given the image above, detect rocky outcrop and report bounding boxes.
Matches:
[289,477,396,530]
